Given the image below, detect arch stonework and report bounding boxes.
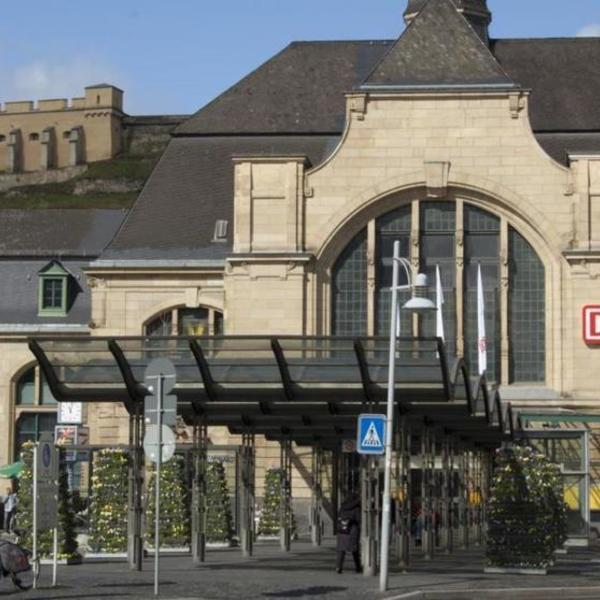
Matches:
[310,180,563,392]
[315,172,562,270]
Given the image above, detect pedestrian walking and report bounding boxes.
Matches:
[336,494,362,574]
[3,486,18,533]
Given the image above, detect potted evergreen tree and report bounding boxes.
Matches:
[486,445,568,574]
[145,455,190,551]
[206,459,234,547]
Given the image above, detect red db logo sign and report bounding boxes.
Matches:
[583,306,600,344]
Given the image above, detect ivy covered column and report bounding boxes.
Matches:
[89,449,129,553]
[191,420,207,564]
[239,433,255,557]
[310,446,323,547]
[279,440,293,552]
[127,408,144,571]
[17,443,78,559]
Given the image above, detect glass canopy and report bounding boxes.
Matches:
[29,336,518,449]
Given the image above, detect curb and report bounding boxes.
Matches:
[385,588,600,600]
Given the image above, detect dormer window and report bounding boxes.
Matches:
[213,219,228,242]
[38,261,69,316]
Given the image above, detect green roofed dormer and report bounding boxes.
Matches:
[38,260,70,317]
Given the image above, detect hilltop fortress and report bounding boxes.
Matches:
[0,84,183,175]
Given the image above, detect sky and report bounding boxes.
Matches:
[0,0,599,116]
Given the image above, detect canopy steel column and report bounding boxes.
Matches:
[310,446,323,547]
[444,436,455,554]
[127,404,143,572]
[421,427,435,560]
[440,434,449,554]
[279,439,293,552]
[481,450,491,543]
[466,449,474,548]
[458,444,469,549]
[191,418,207,565]
[332,449,340,535]
[434,439,443,554]
[397,418,411,568]
[361,455,380,577]
[239,432,255,558]
[473,451,482,547]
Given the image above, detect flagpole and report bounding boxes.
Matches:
[477,263,487,375]
[436,264,445,343]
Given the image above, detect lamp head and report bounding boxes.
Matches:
[402,272,437,315]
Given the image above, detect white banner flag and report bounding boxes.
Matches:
[436,265,445,342]
[477,264,487,375]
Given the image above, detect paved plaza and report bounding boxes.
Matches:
[3,539,600,600]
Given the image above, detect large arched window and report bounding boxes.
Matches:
[14,366,57,458]
[145,306,224,336]
[331,200,545,384]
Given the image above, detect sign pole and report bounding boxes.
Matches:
[32,443,38,590]
[52,526,58,587]
[154,372,163,597]
[380,240,400,593]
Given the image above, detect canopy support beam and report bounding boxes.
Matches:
[191,417,207,565]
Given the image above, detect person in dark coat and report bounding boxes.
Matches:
[336,494,362,574]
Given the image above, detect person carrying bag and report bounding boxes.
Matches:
[335,494,362,574]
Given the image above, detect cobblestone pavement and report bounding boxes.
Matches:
[2,539,600,600]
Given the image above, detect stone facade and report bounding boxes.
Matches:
[75,89,600,503]
[3,1,600,522]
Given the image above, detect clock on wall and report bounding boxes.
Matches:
[58,402,83,425]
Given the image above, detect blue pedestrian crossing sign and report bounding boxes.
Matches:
[357,414,386,455]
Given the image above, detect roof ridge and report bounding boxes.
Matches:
[288,39,395,45]
[493,37,600,43]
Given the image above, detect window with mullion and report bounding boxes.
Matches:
[463,205,501,382]
[15,412,57,458]
[509,227,545,382]
[375,206,412,337]
[332,230,368,336]
[419,202,456,357]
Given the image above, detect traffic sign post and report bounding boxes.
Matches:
[33,432,59,589]
[143,425,176,463]
[357,414,386,456]
[143,358,177,598]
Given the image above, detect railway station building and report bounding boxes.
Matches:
[2,0,600,559]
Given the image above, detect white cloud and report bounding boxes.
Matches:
[577,23,600,37]
[8,57,121,101]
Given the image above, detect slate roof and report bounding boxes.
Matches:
[175,38,600,137]
[492,38,600,132]
[0,210,126,326]
[101,136,338,260]
[0,209,127,257]
[174,41,392,136]
[361,0,513,89]
[536,133,600,165]
[0,259,94,326]
[103,6,600,260]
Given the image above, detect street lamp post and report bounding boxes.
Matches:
[379,240,436,593]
